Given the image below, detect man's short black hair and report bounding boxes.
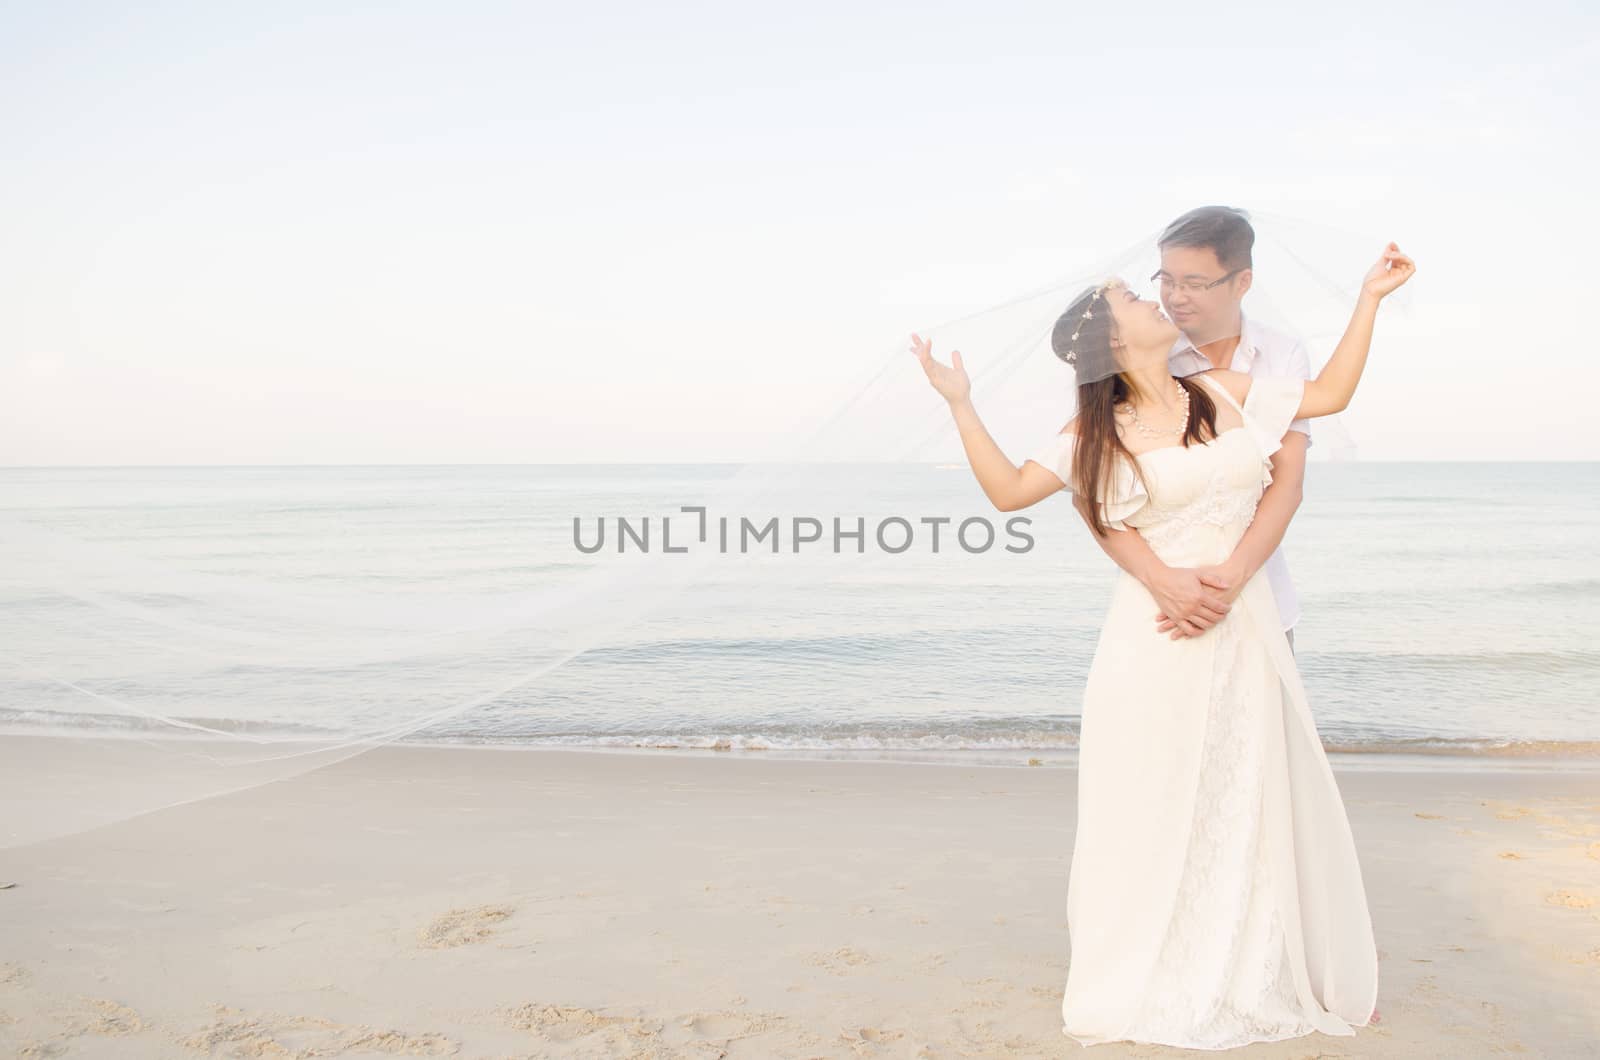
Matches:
[1158,206,1254,271]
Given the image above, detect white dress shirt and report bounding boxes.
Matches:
[1168,314,1309,632]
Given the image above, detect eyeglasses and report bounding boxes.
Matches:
[1150,268,1244,294]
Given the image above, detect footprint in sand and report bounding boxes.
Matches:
[61,998,143,1038]
[418,904,514,948]
[504,1002,663,1049]
[1498,851,1526,860]
[839,1024,907,1055]
[677,1009,789,1045]
[36,1005,144,1043]
[1546,889,1595,910]
[804,946,881,975]
[14,997,146,1059]
[181,1002,455,1056]
[960,976,1009,991]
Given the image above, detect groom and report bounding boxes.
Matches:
[1074,206,1311,650]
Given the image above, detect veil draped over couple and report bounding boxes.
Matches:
[911,206,1415,1050]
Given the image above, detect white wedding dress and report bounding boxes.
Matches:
[1027,373,1378,1050]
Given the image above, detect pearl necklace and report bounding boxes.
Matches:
[1120,380,1190,438]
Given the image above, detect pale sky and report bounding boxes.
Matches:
[3,0,1597,464]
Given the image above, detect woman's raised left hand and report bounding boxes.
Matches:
[1362,243,1416,299]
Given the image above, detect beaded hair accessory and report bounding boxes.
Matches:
[1062,279,1117,366]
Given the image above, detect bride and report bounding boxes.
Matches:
[909,243,1415,1049]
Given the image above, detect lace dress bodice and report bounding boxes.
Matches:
[1121,427,1269,567]
[1026,374,1305,568]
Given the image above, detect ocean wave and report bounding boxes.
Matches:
[0,707,343,740]
[1319,736,1600,758]
[5,710,1596,763]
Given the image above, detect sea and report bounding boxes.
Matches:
[2,462,1597,771]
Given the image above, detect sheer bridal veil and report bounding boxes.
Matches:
[0,209,1408,849]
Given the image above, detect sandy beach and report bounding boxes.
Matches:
[1,736,1598,1058]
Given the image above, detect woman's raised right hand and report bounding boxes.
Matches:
[909,333,972,406]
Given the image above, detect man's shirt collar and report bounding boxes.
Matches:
[1170,313,1258,372]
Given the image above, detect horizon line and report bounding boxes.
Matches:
[4,459,1599,470]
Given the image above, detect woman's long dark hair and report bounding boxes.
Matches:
[1052,286,1219,537]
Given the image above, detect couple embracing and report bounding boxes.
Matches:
[911,205,1414,1050]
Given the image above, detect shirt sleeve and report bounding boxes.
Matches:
[1285,339,1314,449]
[1242,376,1308,486]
